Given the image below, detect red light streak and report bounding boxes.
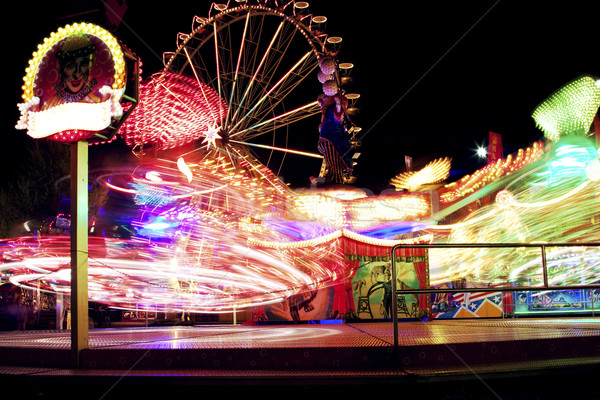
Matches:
[117,72,228,150]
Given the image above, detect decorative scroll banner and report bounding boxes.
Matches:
[16,23,126,142]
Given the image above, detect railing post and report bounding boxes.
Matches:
[541,244,548,289]
[391,245,399,347]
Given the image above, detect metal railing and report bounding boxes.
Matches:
[502,300,600,317]
[390,242,600,347]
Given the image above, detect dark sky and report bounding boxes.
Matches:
[3,1,600,193]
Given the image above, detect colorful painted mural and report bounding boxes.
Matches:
[352,261,421,320]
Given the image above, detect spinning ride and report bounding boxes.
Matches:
[3,1,366,316]
[17,4,600,321]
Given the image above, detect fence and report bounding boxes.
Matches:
[390,242,600,346]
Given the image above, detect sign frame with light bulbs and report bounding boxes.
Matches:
[16,22,128,143]
[15,22,132,368]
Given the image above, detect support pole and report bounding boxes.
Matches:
[541,245,548,288]
[56,293,64,330]
[70,141,89,367]
[391,248,398,347]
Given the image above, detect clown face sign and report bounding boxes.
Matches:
[16,23,126,142]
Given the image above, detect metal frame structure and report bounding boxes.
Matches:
[390,242,600,346]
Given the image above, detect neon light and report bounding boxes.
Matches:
[228,20,285,128]
[291,190,431,230]
[532,75,600,142]
[117,72,228,150]
[390,157,451,191]
[512,180,589,208]
[22,88,124,139]
[177,157,193,183]
[440,142,544,203]
[231,52,313,134]
[430,136,600,286]
[231,101,320,138]
[16,22,127,142]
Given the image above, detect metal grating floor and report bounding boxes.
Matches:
[2,319,600,399]
[2,318,600,350]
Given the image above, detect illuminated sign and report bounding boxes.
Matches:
[16,22,126,142]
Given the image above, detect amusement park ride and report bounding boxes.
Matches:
[4,1,600,326]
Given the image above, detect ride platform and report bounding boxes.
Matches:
[1,318,600,399]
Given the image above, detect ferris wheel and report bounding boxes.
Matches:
[118,0,361,186]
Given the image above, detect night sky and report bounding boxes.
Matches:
[3,1,600,194]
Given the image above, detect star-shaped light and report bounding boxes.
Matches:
[202,124,221,149]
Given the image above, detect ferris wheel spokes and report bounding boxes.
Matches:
[182,46,223,123]
[229,50,314,136]
[225,19,286,132]
[235,100,320,142]
[230,139,323,159]
[156,3,359,183]
[225,10,252,130]
[212,21,225,120]
[180,12,322,156]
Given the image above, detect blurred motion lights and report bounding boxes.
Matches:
[390,157,451,192]
[532,75,600,142]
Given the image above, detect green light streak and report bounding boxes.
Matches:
[430,136,600,287]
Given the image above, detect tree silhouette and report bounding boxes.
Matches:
[0,139,69,238]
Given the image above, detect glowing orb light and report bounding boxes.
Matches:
[318,56,336,75]
[495,189,515,207]
[322,80,338,96]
